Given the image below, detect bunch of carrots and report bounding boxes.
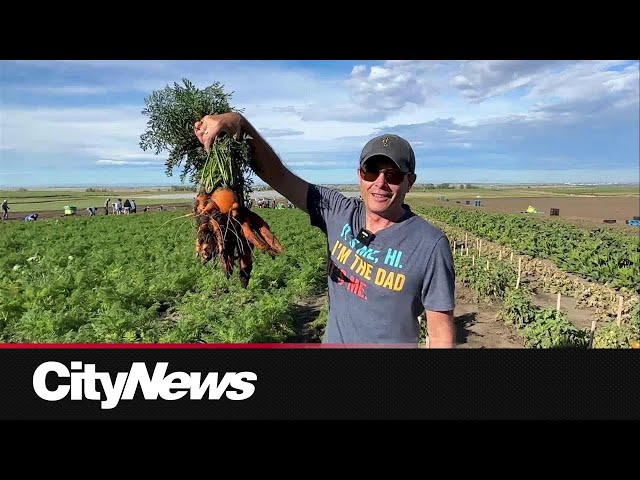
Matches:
[194,133,282,288]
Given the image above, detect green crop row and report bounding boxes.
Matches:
[449,250,640,348]
[415,204,639,291]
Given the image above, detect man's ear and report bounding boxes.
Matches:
[407,173,417,189]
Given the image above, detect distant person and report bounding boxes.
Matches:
[115,199,123,215]
[105,198,111,215]
[24,213,38,222]
[87,207,97,216]
[123,199,132,214]
[130,199,137,213]
[2,199,9,220]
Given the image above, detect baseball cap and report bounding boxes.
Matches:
[359,134,416,173]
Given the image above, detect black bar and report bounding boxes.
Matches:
[0,348,636,420]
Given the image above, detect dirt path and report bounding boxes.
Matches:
[286,294,327,343]
[451,284,524,348]
[526,284,600,330]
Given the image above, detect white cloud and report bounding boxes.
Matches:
[450,60,570,102]
[0,60,637,186]
[9,86,114,95]
[95,160,159,166]
[0,106,151,158]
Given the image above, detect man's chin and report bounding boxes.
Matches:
[365,200,391,214]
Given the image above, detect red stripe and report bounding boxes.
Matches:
[0,343,419,349]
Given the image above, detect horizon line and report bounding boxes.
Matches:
[1,181,639,190]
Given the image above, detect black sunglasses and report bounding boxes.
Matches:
[359,167,409,185]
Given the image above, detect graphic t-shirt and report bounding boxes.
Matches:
[307,184,456,345]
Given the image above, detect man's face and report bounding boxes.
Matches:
[358,156,416,216]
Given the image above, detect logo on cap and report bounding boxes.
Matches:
[382,137,390,148]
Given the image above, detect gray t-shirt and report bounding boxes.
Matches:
[307,184,456,345]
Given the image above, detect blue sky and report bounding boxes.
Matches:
[1,60,638,188]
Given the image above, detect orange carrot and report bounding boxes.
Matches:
[241,220,271,252]
[211,188,238,214]
[246,210,283,254]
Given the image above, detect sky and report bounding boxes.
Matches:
[1,59,638,188]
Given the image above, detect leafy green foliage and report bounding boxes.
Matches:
[455,254,518,300]
[139,78,248,188]
[200,134,255,205]
[497,288,537,327]
[0,209,326,343]
[416,204,640,291]
[521,309,589,348]
[452,249,591,348]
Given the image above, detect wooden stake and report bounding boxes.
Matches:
[499,249,502,261]
[510,251,514,262]
[465,232,468,248]
[617,295,624,326]
[472,254,475,266]
[486,259,489,271]
[479,240,482,256]
[589,321,596,348]
[516,257,522,289]
[556,292,561,312]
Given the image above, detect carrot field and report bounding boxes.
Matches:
[1,197,638,347]
[0,208,327,343]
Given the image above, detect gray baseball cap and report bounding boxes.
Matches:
[359,134,416,173]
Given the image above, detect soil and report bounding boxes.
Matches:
[451,284,524,348]
[442,196,640,233]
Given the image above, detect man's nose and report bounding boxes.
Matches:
[372,171,388,187]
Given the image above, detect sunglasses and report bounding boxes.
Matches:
[359,167,409,185]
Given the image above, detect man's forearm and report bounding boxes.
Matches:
[239,116,285,184]
[238,115,310,211]
[428,333,456,348]
[426,311,456,348]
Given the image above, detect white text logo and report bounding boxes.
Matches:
[33,361,257,410]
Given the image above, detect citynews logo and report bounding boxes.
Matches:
[33,361,257,410]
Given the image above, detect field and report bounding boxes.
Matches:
[0,187,194,214]
[406,189,640,232]
[1,208,328,343]
[1,183,638,347]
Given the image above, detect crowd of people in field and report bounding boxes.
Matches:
[104,198,139,215]
[1,195,294,223]
[249,198,294,209]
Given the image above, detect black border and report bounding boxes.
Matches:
[0,346,637,420]
[4,7,638,59]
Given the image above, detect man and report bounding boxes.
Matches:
[194,112,456,347]
[2,199,8,221]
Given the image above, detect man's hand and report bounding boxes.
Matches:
[194,112,243,153]
[193,111,310,212]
